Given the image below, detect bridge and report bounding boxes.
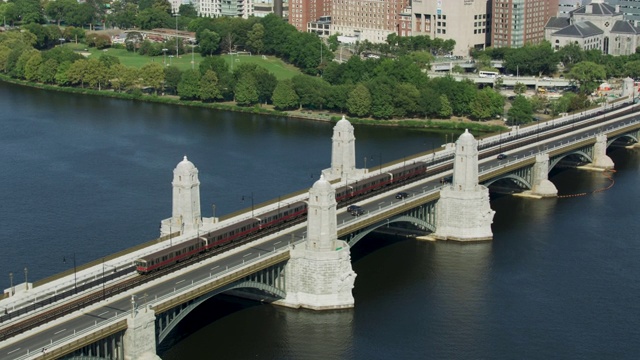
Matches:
[1,86,640,359]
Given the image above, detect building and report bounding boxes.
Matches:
[290,0,330,32]
[617,0,640,25]
[254,0,289,17]
[558,0,591,17]
[411,0,490,56]
[308,15,331,37]
[192,0,254,18]
[545,0,640,56]
[492,0,560,48]
[331,0,409,43]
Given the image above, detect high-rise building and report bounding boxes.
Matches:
[617,0,640,24]
[289,0,331,32]
[492,0,560,48]
[411,0,491,56]
[193,0,254,18]
[558,0,591,17]
[331,0,410,43]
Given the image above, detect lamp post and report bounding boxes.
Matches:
[102,258,116,300]
[168,55,174,65]
[190,44,196,70]
[162,48,168,65]
[9,272,13,296]
[58,38,65,47]
[23,267,28,290]
[173,13,180,58]
[63,254,77,293]
[212,204,216,219]
[242,192,255,217]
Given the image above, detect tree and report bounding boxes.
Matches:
[507,95,533,125]
[470,88,504,121]
[164,66,182,95]
[67,59,90,87]
[438,95,452,118]
[514,82,527,95]
[38,58,58,84]
[197,29,221,56]
[23,51,42,82]
[141,63,165,94]
[200,70,221,102]
[246,23,265,55]
[272,79,299,110]
[178,69,201,100]
[84,58,109,90]
[254,70,277,105]
[235,73,259,106]
[568,61,606,94]
[623,60,640,79]
[13,0,44,24]
[346,83,371,117]
[178,3,198,18]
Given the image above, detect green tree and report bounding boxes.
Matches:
[272,79,299,110]
[623,60,640,79]
[38,58,58,84]
[197,29,221,56]
[346,83,371,117]
[55,61,72,86]
[246,23,265,54]
[568,61,606,94]
[164,66,182,95]
[14,0,44,24]
[235,73,259,106]
[23,51,42,82]
[507,95,533,125]
[438,95,452,118]
[141,62,165,94]
[84,58,109,90]
[199,70,220,102]
[178,69,201,100]
[470,88,504,121]
[67,59,89,87]
[514,82,527,95]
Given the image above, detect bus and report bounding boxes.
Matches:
[478,70,499,78]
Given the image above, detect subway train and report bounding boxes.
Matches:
[135,161,429,274]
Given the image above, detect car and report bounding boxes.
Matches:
[347,205,362,213]
[497,154,507,160]
[351,208,365,216]
[395,192,408,199]
[440,176,453,184]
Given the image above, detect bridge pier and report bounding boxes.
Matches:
[322,115,366,181]
[433,130,495,241]
[279,175,356,310]
[124,303,161,360]
[586,134,614,170]
[530,153,558,197]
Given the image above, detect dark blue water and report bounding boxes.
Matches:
[1,81,638,359]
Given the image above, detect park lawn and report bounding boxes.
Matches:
[222,54,301,79]
[63,43,300,79]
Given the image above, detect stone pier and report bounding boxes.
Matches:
[432,130,495,241]
[586,134,615,170]
[279,175,356,310]
[322,116,366,181]
[531,153,558,197]
[124,303,161,360]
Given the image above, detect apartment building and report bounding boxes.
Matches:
[290,0,331,32]
[492,0,559,48]
[411,0,490,56]
[192,0,254,18]
[331,0,410,43]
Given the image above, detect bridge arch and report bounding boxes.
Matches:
[549,150,592,171]
[157,273,285,344]
[608,133,638,146]
[483,173,531,190]
[346,215,435,248]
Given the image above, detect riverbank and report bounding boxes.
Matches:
[0,75,507,133]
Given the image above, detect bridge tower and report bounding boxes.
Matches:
[280,175,356,310]
[433,129,495,241]
[590,134,615,170]
[622,77,635,99]
[322,115,366,181]
[160,156,202,236]
[531,153,558,197]
[124,301,161,360]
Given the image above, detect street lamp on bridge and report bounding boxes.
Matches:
[241,192,255,217]
[63,253,77,294]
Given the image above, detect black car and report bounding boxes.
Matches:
[440,176,453,184]
[351,208,365,216]
[497,154,507,160]
[395,192,408,199]
[347,205,362,213]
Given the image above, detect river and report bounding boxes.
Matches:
[0,82,638,359]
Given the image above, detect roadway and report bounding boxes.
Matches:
[1,100,639,359]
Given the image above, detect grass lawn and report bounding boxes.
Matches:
[63,43,300,79]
